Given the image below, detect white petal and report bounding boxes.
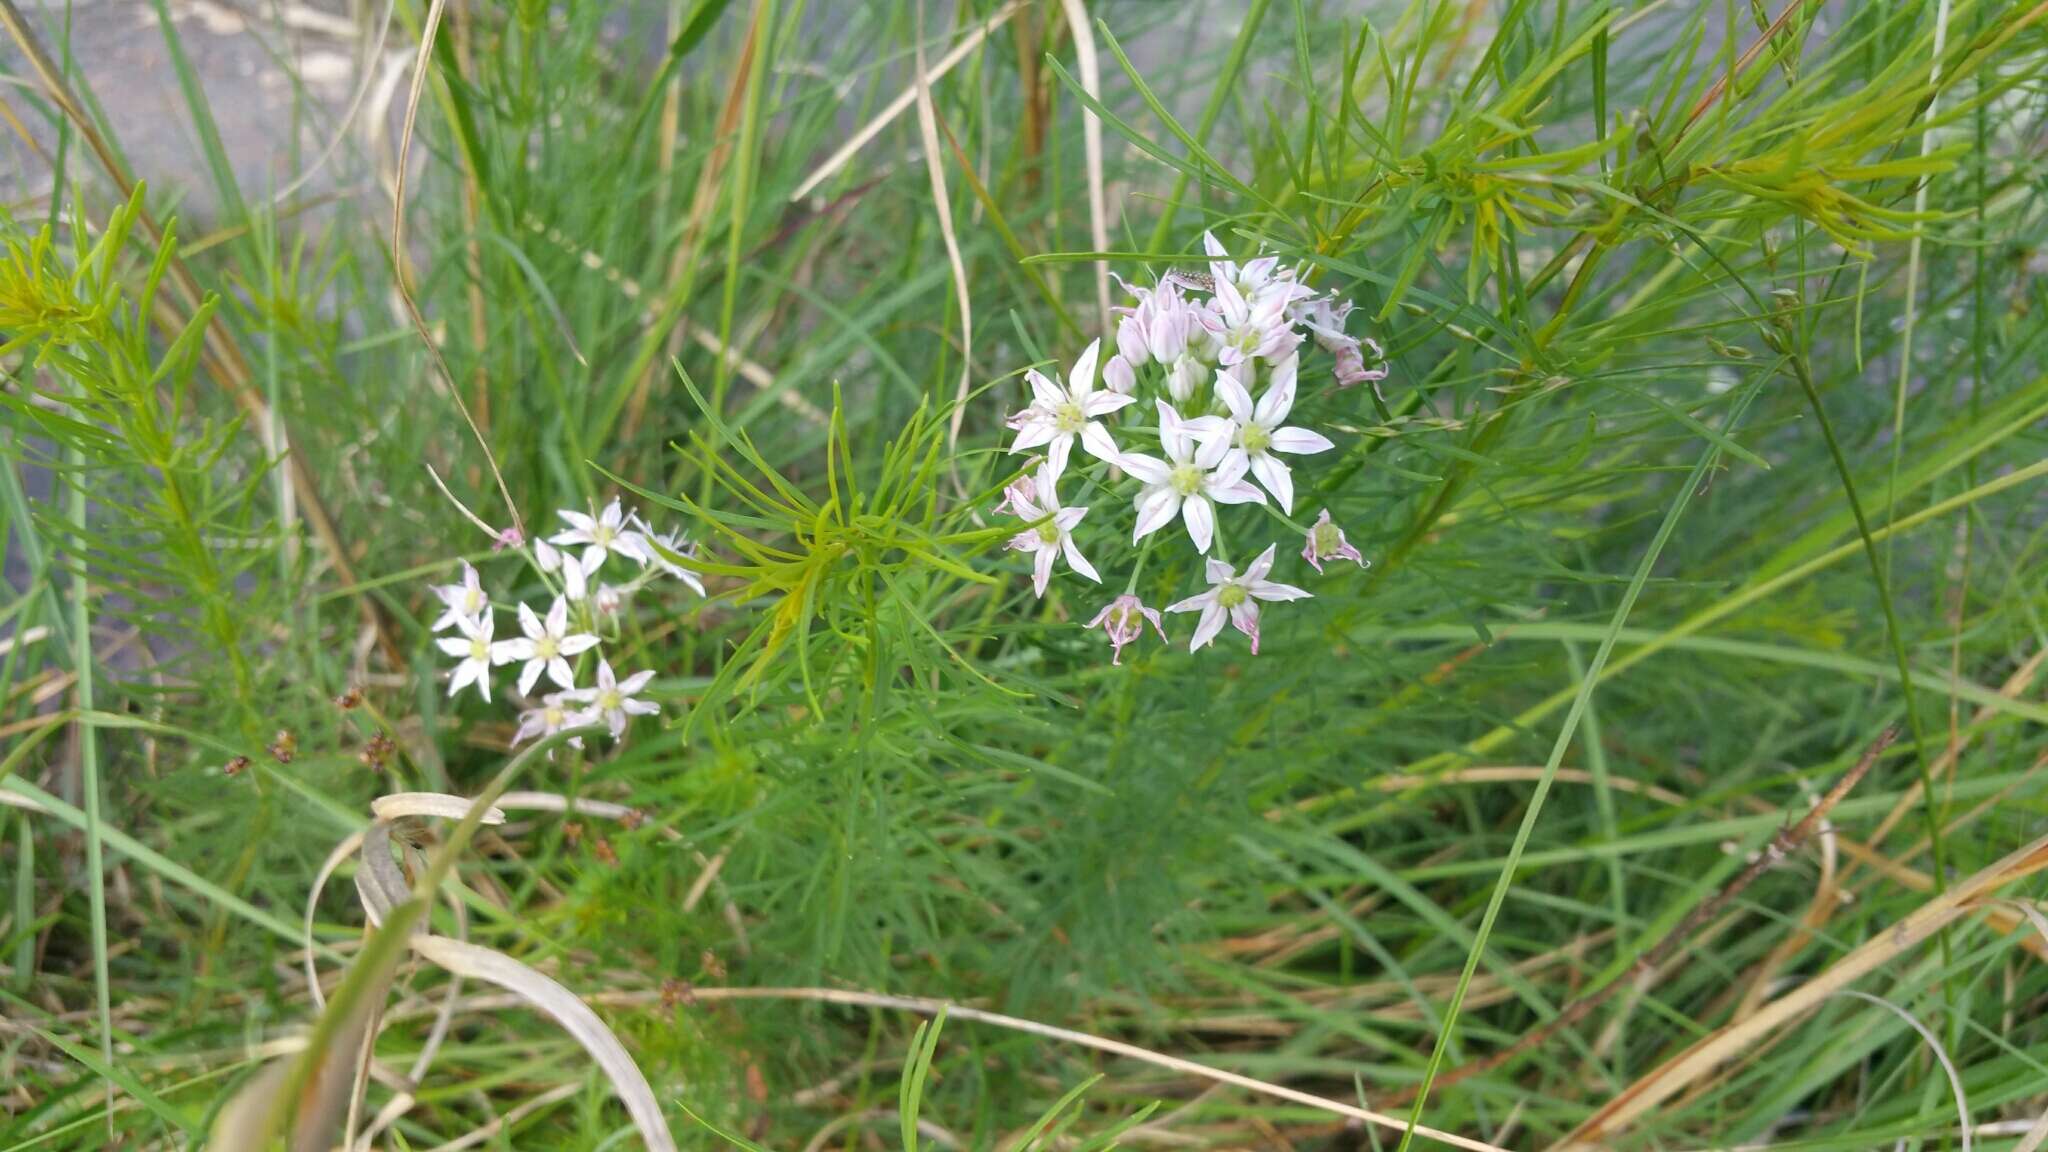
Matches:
[1009,419,1056,453]
[1208,480,1267,506]
[1251,452,1295,513]
[1182,496,1215,554]
[545,597,569,636]
[1080,421,1122,464]
[1270,426,1334,455]
[1080,390,1135,417]
[517,660,543,698]
[1189,602,1227,652]
[557,510,596,534]
[1249,580,1313,602]
[1165,589,1216,614]
[518,601,545,640]
[1214,369,1254,423]
[1119,453,1171,485]
[1229,600,1262,653]
[616,669,656,695]
[1193,425,1234,470]
[1133,487,1182,541]
[1155,399,1189,460]
[436,637,473,658]
[1069,339,1101,396]
[493,638,536,664]
[1204,557,1236,583]
[1202,231,1227,258]
[1032,546,1055,597]
[546,657,577,689]
[1027,368,1063,407]
[1045,433,1073,481]
[1244,544,1278,582]
[1063,537,1100,583]
[1258,353,1300,424]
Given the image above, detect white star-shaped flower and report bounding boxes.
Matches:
[1004,467,1099,597]
[1166,545,1311,654]
[1005,339,1133,480]
[429,562,489,632]
[551,499,650,575]
[436,609,510,701]
[561,659,659,740]
[1215,356,1334,513]
[1119,401,1264,554]
[513,694,584,751]
[494,597,600,697]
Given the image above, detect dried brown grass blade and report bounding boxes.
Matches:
[1562,829,2048,1145]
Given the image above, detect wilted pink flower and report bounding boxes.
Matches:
[1302,509,1367,573]
[1086,594,1167,665]
[493,525,525,551]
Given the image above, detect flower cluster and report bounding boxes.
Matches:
[1000,234,1380,660]
[429,499,700,748]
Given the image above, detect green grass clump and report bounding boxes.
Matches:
[3,1,2046,1150]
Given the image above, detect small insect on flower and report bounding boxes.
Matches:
[436,609,506,701]
[1086,594,1168,665]
[552,498,651,575]
[429,561,489,633]
[1167,545,1312,655]
[561,659,659,740]
[1005,339,1133,480]
[1005,467,1100,597]
[497,596,601,697]
[1215,354,1335,514]
[1303,509,1369,573]
[1121,400,1264,554]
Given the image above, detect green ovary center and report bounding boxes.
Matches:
[463,587,484,614]
[1217,583,1248,609]
[596,688,622,712]
[1170,464,1204,496]
[468,637,489,661]
[1036,522,1061,544]
[592,524,615,547]
[1240,424,1271,454]
[1313,523,1342,553]
[1055,402,1086,432]
[534,635,559,661]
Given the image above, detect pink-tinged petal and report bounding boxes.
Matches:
[1188,602,1228,652]
[1007,530,1040,553]
[1155,400,1190,460]
[435,637,472,658]
[1250,452,1295,513]
[1044,434,1073,482]
[1033,466,1062,510]
[1007,420,1056,455]
[581,544,608,574]
[1192,424,1234,470]
[1149,305,1187,363]
[545,597,569,636]
[1249,580,1312,602]
[607,710,628,740]
[1103,353,1136,394]
[1079,420,1122,464]
[1086,601,1118,627]
[617,669,655,694]
[1208,450,1249,489]
[1269,426,1334,455]
[557,510,596,534]
[1182,496,1215,554]
[1080,389,1134,417]
[1213,276,1250,324]
[1063,537,1100,583]
[1241,255,1278,284]
[561,557,588,601]
[1119,453,1171,485]
[1116,317,1149,366]
[1204,557,1236,583]
[1133,487,1182,541]
[1258,330,1304,364]
[559,633,599,656]
[1228,600,1262,654]
[1166,589,1215,614]
[1303,536,1324,573]
[1055,506,1089,532]
[1032,546,1055,597]
[594,660,618,691]
[1138,604,1167,638]
[598,500,626,530]
[1027,368,1063,407]
[546,657,576,690]
[1202,230,1228,258]
[1244,544,1278,582]
[1069,339,1101,396]
[622,698,660,716]
[1207,480,1266,506]
[1257,354,1299,424]
[517,660,544,698]
[518,601,545,640]
[1213,369,1254,422]
[612,533,652,564]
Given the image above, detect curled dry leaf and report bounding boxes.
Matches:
[409,934,679,1152]
[353,824,412,931]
